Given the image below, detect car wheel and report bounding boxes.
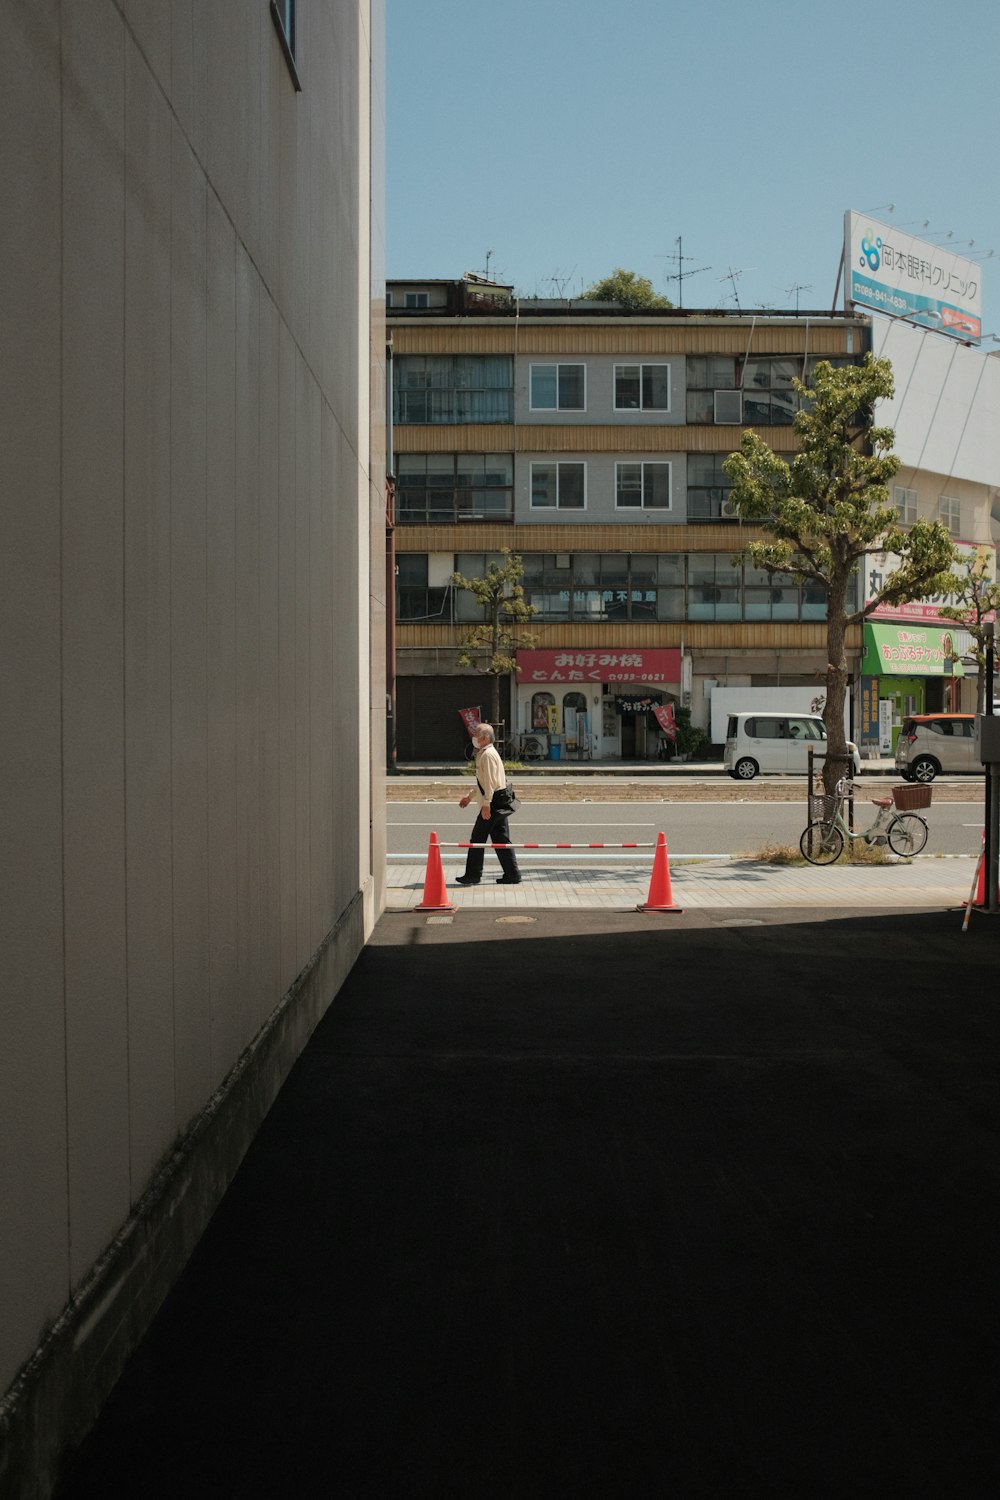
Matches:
[911,756,938,783]
[734,757,758,781]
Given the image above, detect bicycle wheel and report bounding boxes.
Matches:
[799,821,844,865]
[887,813,928,857]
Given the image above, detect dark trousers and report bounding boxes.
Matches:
[463,810,520,879]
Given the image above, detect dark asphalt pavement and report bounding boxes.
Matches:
[55,906,1000,1498]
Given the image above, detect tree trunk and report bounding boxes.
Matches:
[491,673,501,733]
[823,592,851,797]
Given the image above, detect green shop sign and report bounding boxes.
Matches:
[862,623,964,677]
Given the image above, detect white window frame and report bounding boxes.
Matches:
[615,461,672,512]
[894,485,918,525]
[938,494,961,536]
[529,461,587,511]
[404,291,429,309]
[529,363,587,412]
[613,363,672,413]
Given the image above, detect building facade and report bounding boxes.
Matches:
[1,4,385,1494]
[388,279,873,761]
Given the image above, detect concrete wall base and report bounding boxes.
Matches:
[0,891,366,1500]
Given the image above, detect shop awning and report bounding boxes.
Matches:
[862,622,965,677]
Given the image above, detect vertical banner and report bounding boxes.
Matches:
[878,700,894,755]
[858,676,880,746]
[458,706,481,738]
[653,704,677,740]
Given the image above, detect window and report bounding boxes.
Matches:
[453,552,509,621]
[396,555,450,622]
[531,692,555,730]
[688,554,740,620]
[396,454,514,522]
[530,364,586,411]
[895,486,918,524]
[405,291,429,309]
[744,564,800,621]
[686,356,820,425]
[270,0,300,90]
[614,364,670,411]
[530,462,586,510]
[393,356,513,424]
[615,462,671,511]
[939,495,961,536]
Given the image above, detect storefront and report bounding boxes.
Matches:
[516,648,682,760]
[860,622,967,753]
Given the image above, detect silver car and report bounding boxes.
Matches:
[894,714,977,782]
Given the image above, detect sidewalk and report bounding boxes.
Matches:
[54,901,1000,1497]
[393,756,902,777]
[391,851,978,911]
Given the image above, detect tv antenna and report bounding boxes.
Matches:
[658,236,710,308]
[718,266,754,311]
[544,266,576,299]
[784,283,813,312]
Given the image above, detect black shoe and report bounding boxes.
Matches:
[496,875,522,884]
[455,874,480,886]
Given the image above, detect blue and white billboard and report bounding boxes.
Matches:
[845,211,981,343]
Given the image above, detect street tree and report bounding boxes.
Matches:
[452,550,539,733]
[581,268,673,311]
[938,551,1000,712]
[723,355,957,793]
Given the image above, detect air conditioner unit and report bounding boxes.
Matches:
[721,498,740,519]
[714,390,742,424]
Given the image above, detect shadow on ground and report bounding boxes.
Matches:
[55,909,999,1498]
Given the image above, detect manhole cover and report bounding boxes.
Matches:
[715,918,764,927]
[424,915,454,925]
[496,915,537,925]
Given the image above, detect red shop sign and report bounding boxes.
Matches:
[517,648,681,685]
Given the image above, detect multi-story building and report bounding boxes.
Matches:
[388,277,873,761]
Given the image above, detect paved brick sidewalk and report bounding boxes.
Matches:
[389,854,976,911]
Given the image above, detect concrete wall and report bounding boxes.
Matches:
[0,2,384,1492]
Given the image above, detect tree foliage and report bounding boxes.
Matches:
[938,551,1000,712]
[581,268,672,310]
[452,550,539,729]
[723,355,956,791]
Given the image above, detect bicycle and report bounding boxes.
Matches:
[518,733,547,762]
[799,779,929,865]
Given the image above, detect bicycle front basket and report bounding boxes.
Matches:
[808,793,841,821]
[892,783,932,810]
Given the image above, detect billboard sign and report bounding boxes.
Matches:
[864,541,996,623]
[845,211,981,342]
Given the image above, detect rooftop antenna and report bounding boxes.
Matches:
[544,266,576,299]
[718,266,753,311]
[784,283,813,312]
[658,236,711,308]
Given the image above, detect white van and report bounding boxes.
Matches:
[723,712,862,780]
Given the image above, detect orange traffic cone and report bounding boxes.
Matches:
[638,831,682,912]
[414,832,455,912]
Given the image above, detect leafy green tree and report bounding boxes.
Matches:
[938,552,1000,713]
[581,268,672,311]
[723,355,956,793]
[452,550,539,730]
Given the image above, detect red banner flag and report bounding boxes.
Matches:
[653,703,677,741]
[458,706,482,739]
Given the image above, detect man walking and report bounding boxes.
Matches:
[455,723,522,885]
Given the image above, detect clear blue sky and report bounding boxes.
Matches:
[387,0,1000,338]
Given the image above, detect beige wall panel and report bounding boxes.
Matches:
[61,0,131,1284]
[236,246,265,1047]
[171,0,206,164]
[258,18,281,297]
[123,35,177,1192]
[0,0,71,1388]
[391,326,515,355]
[204,190,240,1084]
[515,425,799,455]
[307,381,334,948]
[170,122,212,1132]
[398,622,844,653]
[123,0,170,90]
[257,293,284,1028]
[393,424,515,453]
[204,1,241,248]
[277,32,300,339]
[395,522,766,554]
[332,424,363,907]
[276,325,299,984]
[389,321,864,358]
[294,357,314,968]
